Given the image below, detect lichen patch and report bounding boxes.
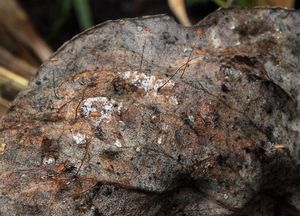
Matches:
[119,71,178,104]
[81,97,123,123]
[121,71,174,92]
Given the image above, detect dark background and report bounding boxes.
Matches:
[18,0,221,49]
[19,0,300,50]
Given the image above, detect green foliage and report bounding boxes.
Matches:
[48,0,72,40]
[235,0,252,6]
[212,0,229,7]
[186,0,210,6]
[73,0,93,30]
[49,0,93,40]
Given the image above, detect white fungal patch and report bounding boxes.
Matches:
[122,71,174,92]
[73,133,86,145]
[228,18,237,30]
[114,139,122,148]
[120,71,178,105]
[81,97,123,123]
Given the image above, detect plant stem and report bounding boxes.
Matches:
[73,0,93,30]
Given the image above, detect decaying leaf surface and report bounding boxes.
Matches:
[0,8,299,215]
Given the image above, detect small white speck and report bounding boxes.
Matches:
[43,156,55,165]
[161,123,168,131]
[114,139,122,148]
[188,115,195,123]
[136,147,141,152]
[235,41,241,46]
[224,194,229,199]
[229,24,235,30]
[183,47,192,53]
[73,133,86,145]
[117,102,123,114]
[88,205,96,216]
[137,26,143,31]
[158,137,163,145]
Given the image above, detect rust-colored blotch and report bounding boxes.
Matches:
[196,28,204,36]
[194,49,207,55]
[90,111,101,117]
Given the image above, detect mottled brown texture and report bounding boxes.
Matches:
[0,8,299,215]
